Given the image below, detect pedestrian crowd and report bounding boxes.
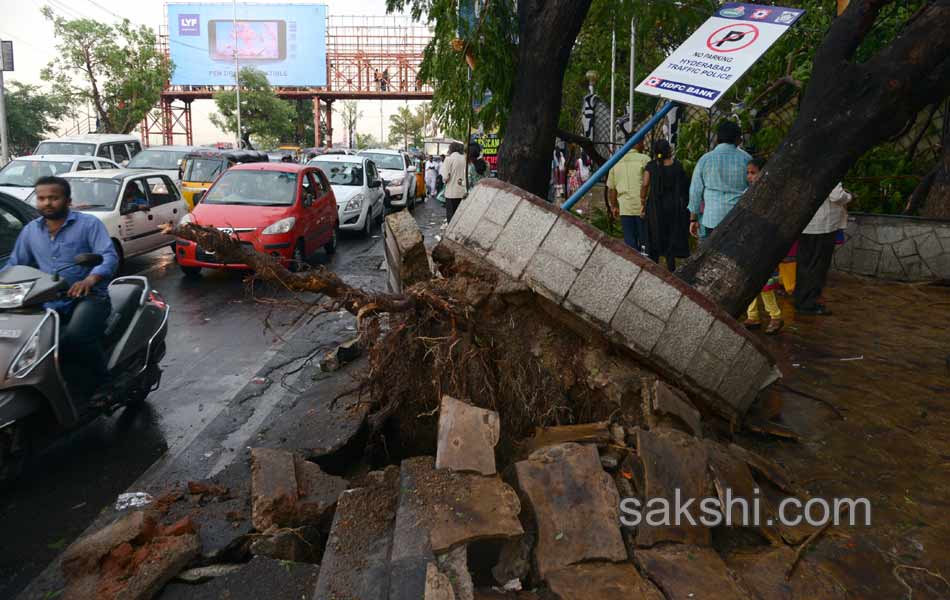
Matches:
[602,120,851,335]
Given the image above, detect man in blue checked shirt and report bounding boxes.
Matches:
[688,121,751,239]
[5,176,119,401]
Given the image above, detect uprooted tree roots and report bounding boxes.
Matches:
[169,224,657,462]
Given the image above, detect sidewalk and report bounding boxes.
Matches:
[745,273,950,595]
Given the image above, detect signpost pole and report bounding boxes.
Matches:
[232,0,242,149]
[562,101,675,212]
[629,14,636,126]
[609,23,616,147]
[0,67,9,165]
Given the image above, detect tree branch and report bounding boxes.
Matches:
[555,128,608,166]
[811,0,893,81]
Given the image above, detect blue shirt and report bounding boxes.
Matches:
[688,143,752,229]
[5,211,118,312]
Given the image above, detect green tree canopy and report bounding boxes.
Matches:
[210,67,296,149]
[388,103,430,149]
[3,81,72,156]
[41,6,171,134]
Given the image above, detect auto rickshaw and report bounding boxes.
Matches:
[179,149,268,209]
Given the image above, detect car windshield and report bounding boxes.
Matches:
[128,149,187,170]
[35,142,96,156]
[312,161,363,186]
[0,160,74,187]
[64,178,122,211]
[202,170,297,206]
[184,158,225,182]
[360,153,404,170]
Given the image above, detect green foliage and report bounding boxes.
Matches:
[41,6,171,134]
[211,67,296,149]
[356,133,380,149]
[845,146,920,215]
[3,81,72,156]
[388,103,431,149]
[387,0,517,136]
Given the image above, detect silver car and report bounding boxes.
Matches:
[357,148,417,210]
[0,155,120,200]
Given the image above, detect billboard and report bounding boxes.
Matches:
[167,3,327,87]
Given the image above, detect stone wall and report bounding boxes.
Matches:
[834,213,950,281]
[443,178,780,422]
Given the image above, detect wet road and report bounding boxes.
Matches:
[0,207,409,598]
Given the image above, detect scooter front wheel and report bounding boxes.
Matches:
[0,421,31,486]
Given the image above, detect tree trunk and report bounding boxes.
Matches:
[496,0,593,198]
[679,0,950,316]
[920,125,950,219]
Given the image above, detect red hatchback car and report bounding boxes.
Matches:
[175,163,339,276]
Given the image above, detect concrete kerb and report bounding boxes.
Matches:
[450,178,778,421]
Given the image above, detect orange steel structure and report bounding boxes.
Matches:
[142,15,433,147]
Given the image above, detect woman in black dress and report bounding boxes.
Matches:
[643,139,691,271]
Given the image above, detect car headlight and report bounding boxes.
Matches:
[0,283,33,309]
[9,330,41,377]
[179,212,194,226]
[344,195,364,212]
[385,176,404,186]
[262,217,296,235]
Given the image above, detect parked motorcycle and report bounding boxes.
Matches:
[0,254,169,483]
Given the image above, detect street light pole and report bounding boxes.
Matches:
[629,14,636,127]
[232,0,242,149]
[609,22,616,147]
[0,67,9,165]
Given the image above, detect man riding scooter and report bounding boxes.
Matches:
[4,175,119,404]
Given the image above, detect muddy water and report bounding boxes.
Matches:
[741,274,950,597]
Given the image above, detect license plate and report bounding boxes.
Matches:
[0,329,22,339]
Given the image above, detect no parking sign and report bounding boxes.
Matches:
[635,2,803,108]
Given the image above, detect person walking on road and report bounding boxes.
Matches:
[425,156,438,200]
[688,121,751,239]
[607,139,651,253]
[642,139,690,271]
[795,183,852,316]
[440,142,467,223]
[742,158,784,334]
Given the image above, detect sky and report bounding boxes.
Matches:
[0,0,427,147]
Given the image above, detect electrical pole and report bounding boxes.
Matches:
[609,22,617,147]
[0,40,11,165]
[629,14,636,129]
[232,0,242,149]
[379,100,383,147]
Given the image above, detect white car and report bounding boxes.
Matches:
[0,155,119,200]
[309,154,385,236]
[34,134,143,166]
[126,145,202,186]
[357,148,417,210]
[27,169,186,268]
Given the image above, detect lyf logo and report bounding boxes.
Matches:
[178,14,200,36]
[706,23,759,53]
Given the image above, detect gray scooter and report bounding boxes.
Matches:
[0,254,169,483]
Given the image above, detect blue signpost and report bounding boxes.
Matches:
[561,100,676,212]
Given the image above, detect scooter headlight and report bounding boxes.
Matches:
[9,333,41,377]
[0,283,33,309]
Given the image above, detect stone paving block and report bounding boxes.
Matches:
[903,223,935,238]
[876,246,906,278]
[875,226,904,245]
[686,348,731,396]
[923,252,950,279]
[487,200,558,279]
[648,381,702,437]
[545,562,665,600]
[717,341,769,410]
[565,243,641,326]
[436,395,500,475]
[893,237,917,258]
[636,544,754,599]
[539,217,599,269]
[250,447,297,532]
[915,232,943,259]
[701,320,746,366]
[448,187,496,243]
[628,269,682,321]
[465,219,504,256]
[523,250,581,304]
[610,296,666,354]
[900,254,935,279]
[652,298,714,375]
[482,189,521,227]
[512,443,626,578]
[851,248,881,275]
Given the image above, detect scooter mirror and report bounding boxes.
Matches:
[74,253,104,267]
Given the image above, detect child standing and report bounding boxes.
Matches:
[743,158,783,335]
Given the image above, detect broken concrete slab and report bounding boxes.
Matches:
[635,428,712,547]
[706,443,784,545]
[249,448,347,532]
[726,547,845,600]
[437,545,475,600]
[436,395,500,475]
[385,209,432,293]
[645,380,702,437]
[63,511,200,600]
[390,457,524,600]
[437,178,780,422]
[158,556,319,600]
[545,562,665,600]
[635,545,754,600]
[319,336,363,372]
[313,465,400,600]
[174,564,242,584]
[491,533,534,586]
[522,422,611,453]
[249,527,318,563]
[425,563,457,600]
[512,443,627,578]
